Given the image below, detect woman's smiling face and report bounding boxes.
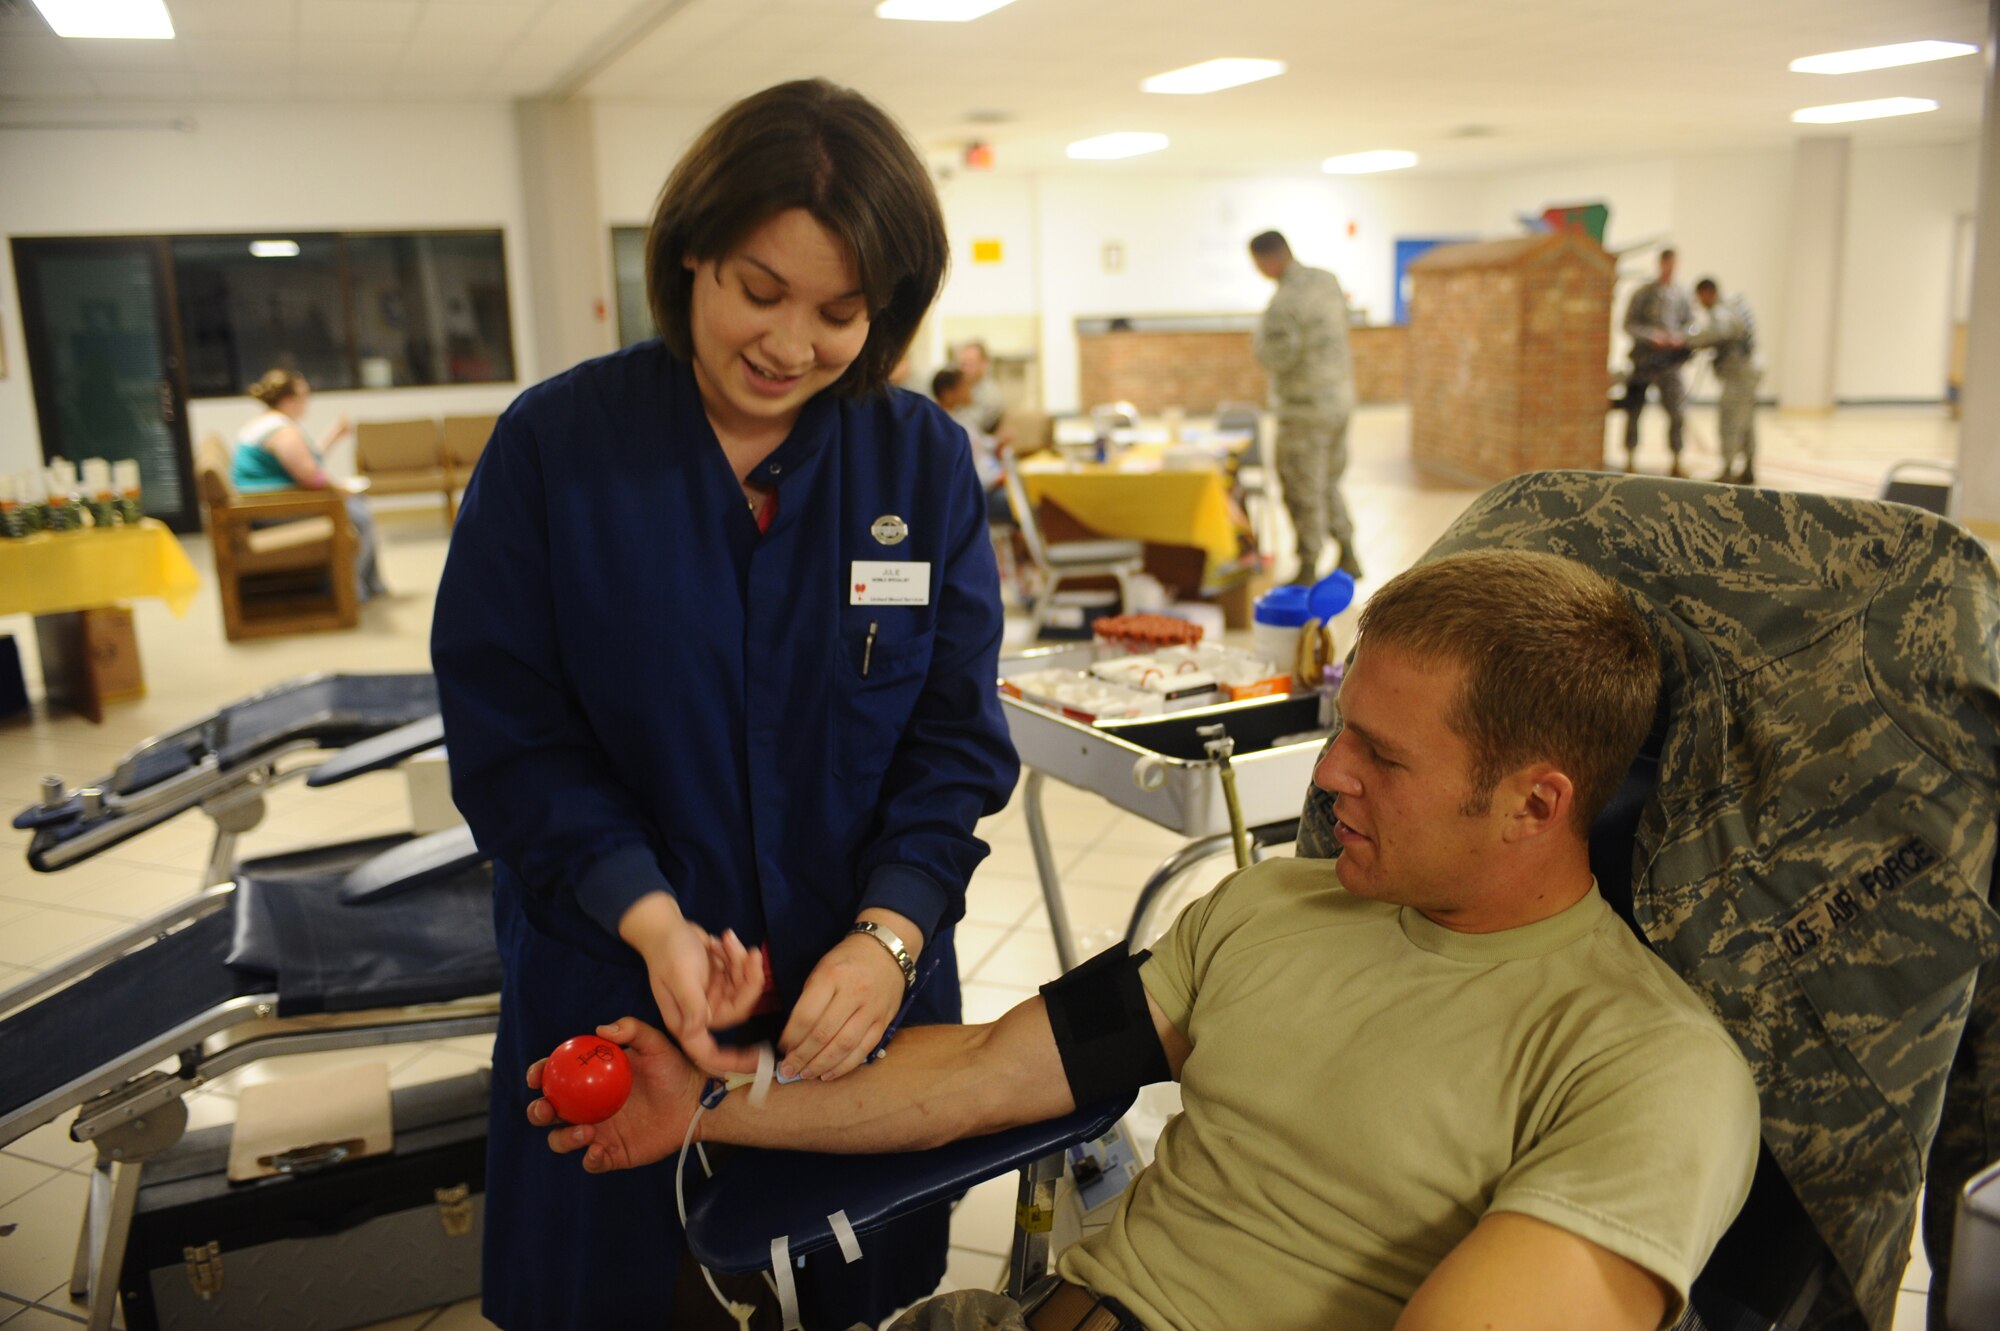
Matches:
[682,207,872,439]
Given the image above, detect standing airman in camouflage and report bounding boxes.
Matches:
[1688,277,1761,484]
[1251,230,1361,582]
[1299,470,2000,1331]
[1618,249,1696,477]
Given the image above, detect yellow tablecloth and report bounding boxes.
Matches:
[1021,458,1245,573]
[0,520,201,618]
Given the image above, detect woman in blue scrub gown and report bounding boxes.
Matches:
[432,79,1019,1329]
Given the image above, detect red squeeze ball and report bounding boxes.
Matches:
[542,1035,632,1125]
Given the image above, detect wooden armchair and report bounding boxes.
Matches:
[439,413,498,517]
[356,418,455,522]
[195,436,358,642]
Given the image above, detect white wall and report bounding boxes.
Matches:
[0,101,535,477]
[934,170,1473,411]
[593,101,720,225]
[1669,149,1795,398]
[923,143,1970,412]
[1836,140,1978,402]
[1,102,1976,462]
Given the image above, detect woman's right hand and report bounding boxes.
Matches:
[618,892,761,1076]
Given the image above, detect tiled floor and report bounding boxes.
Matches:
[0,403,1959,1328]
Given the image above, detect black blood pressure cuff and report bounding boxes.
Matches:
[1040,944,1172,1105]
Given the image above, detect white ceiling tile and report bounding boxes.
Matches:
[90,69,199,98]
[297,0,421,41]
[178,36,294,72]
[166,0,302,39]
[0,69,99,99]
[0,0,1980,157]
[399,35,515,70]
[386,70,502,100]
[411,3,545,42]
[0,32,81,71]
[297,36,406,61]
[191,67,297,98]
[62,39,188,72]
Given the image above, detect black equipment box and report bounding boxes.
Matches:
[117,1068,489,1331]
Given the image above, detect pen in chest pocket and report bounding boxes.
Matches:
[863,620,878,677]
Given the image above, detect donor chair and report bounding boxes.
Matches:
[685,471,2000,1331]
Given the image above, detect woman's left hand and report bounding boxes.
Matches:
[778,915,919,1081]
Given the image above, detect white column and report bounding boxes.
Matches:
[1957,1,2000,532]
[515,98,613,380]
[1777,136,1851,412]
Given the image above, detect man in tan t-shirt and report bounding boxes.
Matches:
[527,550,1762,1331]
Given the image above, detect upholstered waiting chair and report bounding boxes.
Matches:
[440,413,498,520]
[194,436,358,642]
[355,418,454,523]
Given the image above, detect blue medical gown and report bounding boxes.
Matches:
[431,343,1020,1327]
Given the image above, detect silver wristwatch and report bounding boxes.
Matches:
[849,920,916,992]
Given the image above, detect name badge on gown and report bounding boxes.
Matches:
[851,561,930,606]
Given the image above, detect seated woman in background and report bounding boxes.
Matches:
[233,368,387,601]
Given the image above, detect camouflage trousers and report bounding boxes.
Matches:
[1274,409,1355,573]
[866,1284,1143,1331]
[1715,365,1760,479]
[858,1289,1030,1331]
[1620,362,1687,456]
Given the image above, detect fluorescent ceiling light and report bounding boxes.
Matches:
[1142,58,1286,95]
[1790,40,1977,74]
[875,0,1017,20]
[32,0,175,39]
[1067,132,1170,161]
[249,240,301,258]
[1322,149,1418,174]
[1791,97,1940,124]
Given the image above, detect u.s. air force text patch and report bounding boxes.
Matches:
[1775,837,1942,960]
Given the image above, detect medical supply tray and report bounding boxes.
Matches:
[1000,644,1328,838]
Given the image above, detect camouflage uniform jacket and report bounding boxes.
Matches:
[1299,471,2000,1330]
[1254,262,1355,421]
[1623,279,1696,371]
[1687,295,1759,380]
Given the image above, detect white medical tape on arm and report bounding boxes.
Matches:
[770,1236,802,1331]
[750,1042,776,1107]
[828,1209,862,1263]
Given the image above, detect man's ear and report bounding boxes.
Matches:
[1502,765,1573,843]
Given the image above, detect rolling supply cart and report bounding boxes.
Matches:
[997,642,1336,967]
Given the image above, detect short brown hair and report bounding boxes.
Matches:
[645,79,948,397]
[1355,550,1659,831]
[247,367,305,407]
[1248,230,1290,258]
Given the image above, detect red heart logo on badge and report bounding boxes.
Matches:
[855,584,867,594]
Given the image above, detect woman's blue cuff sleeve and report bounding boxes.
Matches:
[860,864,951,947]
[575,842,676,938]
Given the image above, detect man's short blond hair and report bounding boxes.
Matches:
[1355,550,1660,831]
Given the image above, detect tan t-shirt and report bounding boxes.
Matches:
[1058,858,1760,1331]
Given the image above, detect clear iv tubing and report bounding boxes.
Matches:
[675,1101,780,1329]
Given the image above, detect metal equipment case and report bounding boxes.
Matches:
[116,1070,489,1331]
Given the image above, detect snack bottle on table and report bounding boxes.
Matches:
[0,476,23,539]
[18,469,49,533]
[43,459,84,533]
[112,460,144,525]
[80,458,118,528]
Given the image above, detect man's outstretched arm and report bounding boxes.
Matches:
[530,988,1191,1174]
